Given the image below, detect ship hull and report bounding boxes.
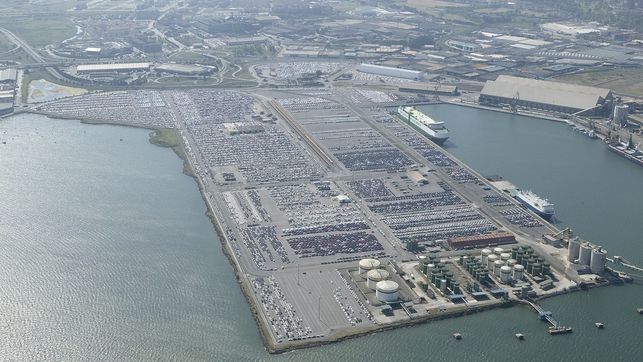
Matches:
[606,142,643,167]
[516,196,554,220]
[398,110,449,145]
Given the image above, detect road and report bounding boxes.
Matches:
[0,27,67,82]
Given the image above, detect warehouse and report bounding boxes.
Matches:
[479,75,613,115]
[398,82,458,96]
[356,64,423,80]
[76,63,151,73]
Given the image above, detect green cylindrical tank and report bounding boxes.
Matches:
[533,263,542,275]
[431,273,437,284]
[542,263,550,275]
[453,283,461,294]
[527,262,534,274]
[421,264,428,275]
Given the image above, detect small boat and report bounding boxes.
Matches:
[548,326,573,335]
[515,333,525,340]
[595,322,604,329]
[453,333,462,340]
[637,308,643,314]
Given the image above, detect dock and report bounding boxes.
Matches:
[527,301,573,334]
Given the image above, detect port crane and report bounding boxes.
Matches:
[510,91,519,113]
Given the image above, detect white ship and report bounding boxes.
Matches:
[397,106,449,145]
[515,190,554,220]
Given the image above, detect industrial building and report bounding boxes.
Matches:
[480,75,613,115]
[76,63,152,73]
[398,82,458,96]
[447,231,516,249]
[356,64,423,80]
[0,69,17,83]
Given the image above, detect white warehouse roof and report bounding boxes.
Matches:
[77,63,151,73]
[357,63,422,80]
[481,75,612,111]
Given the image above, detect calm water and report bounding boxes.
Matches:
[0,111,641,361]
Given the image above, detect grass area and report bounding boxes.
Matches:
[555,68,643,97]
[0,33,16,53]
[149,128,192,175]
[405,0,468,10]
[0,47,32,64]
[149,128,179,148]
[0,0,76,47]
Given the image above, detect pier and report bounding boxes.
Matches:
[526,301,573,334]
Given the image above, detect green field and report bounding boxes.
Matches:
[0,0,76,47]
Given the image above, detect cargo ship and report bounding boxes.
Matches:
[515,190,555,220]
[397,106,449,145]
[606,135,643,167]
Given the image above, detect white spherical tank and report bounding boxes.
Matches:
[507,259,517,267]
[578,243,592,266]
[500,253,511,261]
[366,269,390,289]
[487,254,499,270]
[494,260,505,276]
[493,247,504,256]
[481,248,492,265]
[513,264,525,281]
[376,280,400,303]
[500,266,512,283]
[590,247,607,274]
[568,237,581,262]
[359,258,381,274]
[426,263,435,276]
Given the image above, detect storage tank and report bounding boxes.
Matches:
[453,283,461,295]
[359,258,380,274]
[481,248,492,265]
[500,253,511,262]
[568,237,581,262]
[500,266,512,283]
[494,260,504,276]
[590,247,607,274]
[439,279,447,292]
[532,263,542,276]
[542,263,551,275]
[507,259,517,267]
[376,280,400,302]
[513,264,525,281]
[426,263,435,276]
[511,247,519,259]
[578,243,592,266]
[493,247,504,256]
[487,254,499,270]
[366,269,390,290]
[614,104,629,125]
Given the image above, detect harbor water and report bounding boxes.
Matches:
[0,112,641,361]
